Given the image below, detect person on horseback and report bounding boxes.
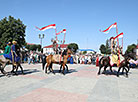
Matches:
[110,37,120,66]
[53,40,57,54]
[0,42,11,55]
[0,42,11,71]
[3,41,19,65]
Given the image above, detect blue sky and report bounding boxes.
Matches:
[0,0,138,52]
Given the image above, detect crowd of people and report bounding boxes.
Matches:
[0,41,138,69]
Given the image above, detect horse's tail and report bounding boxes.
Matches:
[99,57,104,67]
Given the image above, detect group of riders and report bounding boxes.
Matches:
[0,41,20,67]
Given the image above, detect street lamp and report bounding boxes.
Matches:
[39,34,44,49]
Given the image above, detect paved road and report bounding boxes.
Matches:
[0,63,138,102]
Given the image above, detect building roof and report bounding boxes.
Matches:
[43,44,69,48]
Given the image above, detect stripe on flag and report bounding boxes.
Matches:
[100,22,117,34]
[114,32,123,39]
[36,24,56,31]
[56,29,66,35]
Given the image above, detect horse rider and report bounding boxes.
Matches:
[53,40,57,54]
[0,42,12,69]
[3,41,19,66]
[0,42,11,55]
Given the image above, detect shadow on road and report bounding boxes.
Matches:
[102,69,130,77]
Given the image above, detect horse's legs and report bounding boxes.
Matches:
[49,63,52,72]
[110,66,113,73]
[103,66,108,74]
[97,65,103,75]
[123,67,128,77]
[42,62,46,70]
[126,65,130,73]
[18,64,24,74]
[117,67,122,77]
[45,63,50,73]
[65,64,69,72]
[59,64,62,73]
[11,65,18,75]
[49,63,55,74]
[0,65,7,75]
[62,64,65,75]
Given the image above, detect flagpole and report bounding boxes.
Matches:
[55,28,57,41]
[116,22,120,66]
[63,33,66,44]
[122,36,123,54]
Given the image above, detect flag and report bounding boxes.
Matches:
[114,32,123,39]
[100,22,117,34]
[56,29,66,35]
[35,26,40,30]
[36,24,56,31]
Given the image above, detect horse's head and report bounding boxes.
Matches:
[67,49,73,55]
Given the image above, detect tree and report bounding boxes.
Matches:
[99,39,111,55]
[25,44,41,51]
[83,51,87,54]
[0,16,26,49]
[125,44,136,54]
[67,43,79,53]
[105,39,111,54]
[99,44,106,54]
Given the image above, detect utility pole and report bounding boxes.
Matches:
[39,34,45,49]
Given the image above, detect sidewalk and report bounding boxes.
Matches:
[0,63,138,102]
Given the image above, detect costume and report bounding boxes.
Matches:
[0,45,11,55]
[3,44,20,62]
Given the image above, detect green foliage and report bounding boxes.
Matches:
[125,44,136,54]
[67,43,79,53]
[25,44,41,51]
[83,51,87,54]
[99,44,106,54]
[99,39,111,54]
[0,16,26,49]
[105,39,111,54]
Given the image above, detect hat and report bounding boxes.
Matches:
[12,41,17,44]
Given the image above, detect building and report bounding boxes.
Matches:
[43,44,69,54]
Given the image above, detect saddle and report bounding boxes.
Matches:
[52,54,63,62]
[110,54,118,66]
[110,54,125,66]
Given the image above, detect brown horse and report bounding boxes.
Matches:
[45,49,72,75]
[97,55,130,77]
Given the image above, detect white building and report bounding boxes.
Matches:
[43,44,69,54]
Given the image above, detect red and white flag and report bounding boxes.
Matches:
[36,24,56,31]
[56,29,66,35]
[100,22,117,34]
[114,32,123,39]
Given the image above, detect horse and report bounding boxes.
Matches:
[0,53,24,76]
[45,49,72,75]
[97,54,130,77]
[0,55,10,75]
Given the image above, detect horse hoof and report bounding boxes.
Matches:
[59,70,61,73]
[97,73,100,75]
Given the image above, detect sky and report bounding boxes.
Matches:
[0,0,138,52]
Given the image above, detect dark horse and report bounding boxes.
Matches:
[0,53,24,76]
[97,55,130,77]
